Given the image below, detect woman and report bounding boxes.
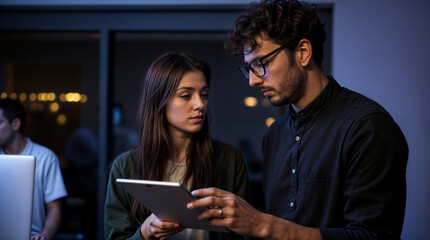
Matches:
[104,52,251,240]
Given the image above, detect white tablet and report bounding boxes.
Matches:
[116,178,228,233]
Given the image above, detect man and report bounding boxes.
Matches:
[187,0,408,239]
[0,98,67,240]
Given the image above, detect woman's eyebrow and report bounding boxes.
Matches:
[176,86,208,91]
[176,87,194,91]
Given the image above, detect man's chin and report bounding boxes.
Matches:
[268,96,290,106]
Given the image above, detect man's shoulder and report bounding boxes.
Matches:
[24,138,58,161]
[324,78,389,118]
[334,87,390,119]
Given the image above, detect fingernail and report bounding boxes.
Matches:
[191,190,197,195]
[186,203,193,209]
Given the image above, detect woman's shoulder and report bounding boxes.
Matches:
[110,149,137,176]
[211,139,243,158]
[212,139,238,151]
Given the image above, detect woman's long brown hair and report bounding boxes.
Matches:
[130,52,215,223]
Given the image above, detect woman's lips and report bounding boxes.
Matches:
[190,116,204,123]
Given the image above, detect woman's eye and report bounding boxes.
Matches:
[180,95,191,100]
[201,93,209,99]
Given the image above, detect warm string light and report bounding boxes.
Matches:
[1,92,86,102]
[243,96,276,128]
[4,92,276,127]
[265,117,276,127]
[57,114,67,125]
[50,102,59,113]
[244,97,258,107]
[1,91,87,126]
[59,93,87,103]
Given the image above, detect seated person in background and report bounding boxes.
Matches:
[0,98,68,240]
[104,52,251,240]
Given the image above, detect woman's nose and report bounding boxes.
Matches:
[194,96,205,110]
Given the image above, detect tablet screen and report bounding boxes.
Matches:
[116,178,228,232]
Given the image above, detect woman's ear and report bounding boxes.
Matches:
[298,39,312,67]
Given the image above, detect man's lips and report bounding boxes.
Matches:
[260,88,272,97]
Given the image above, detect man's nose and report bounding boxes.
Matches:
[249,73,264,87]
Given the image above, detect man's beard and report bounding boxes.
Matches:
[269,61,306,107]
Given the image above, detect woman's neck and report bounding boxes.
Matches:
[170,132,191,163]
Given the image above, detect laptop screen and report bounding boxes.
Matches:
[0,155,35,240]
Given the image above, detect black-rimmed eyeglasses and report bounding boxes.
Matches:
[239,46,285,80]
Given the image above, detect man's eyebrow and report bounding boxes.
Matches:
[245,52,267,65]
[244,56,258,65]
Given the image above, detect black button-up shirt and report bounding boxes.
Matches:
[262,77,408,239]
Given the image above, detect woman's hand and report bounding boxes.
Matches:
[140,213,185,240]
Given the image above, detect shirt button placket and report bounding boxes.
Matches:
[290,168,296,210]
[290,130,300,214]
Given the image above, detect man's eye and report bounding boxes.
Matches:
[261,59,271,66]
[251,59,264,68]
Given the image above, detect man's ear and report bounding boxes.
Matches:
[298,39,312,67]
[11,118,21,132]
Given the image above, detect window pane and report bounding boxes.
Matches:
[0,32,99,239]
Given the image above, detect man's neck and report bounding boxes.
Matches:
[2,134,27,155]
[293,69,329,110]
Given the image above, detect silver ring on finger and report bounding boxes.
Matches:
[219,208,223,218]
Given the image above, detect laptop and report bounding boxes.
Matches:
[0,155,36,240]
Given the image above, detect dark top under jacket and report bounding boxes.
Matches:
[262,77,408,240]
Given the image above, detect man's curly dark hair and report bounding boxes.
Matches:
[225,0,326,66]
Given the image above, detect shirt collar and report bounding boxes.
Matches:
[289,76,341,121]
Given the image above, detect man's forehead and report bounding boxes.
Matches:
[243,38,279,61]
[243,36,265,54]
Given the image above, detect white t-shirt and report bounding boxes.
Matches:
[1,138,68,235]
